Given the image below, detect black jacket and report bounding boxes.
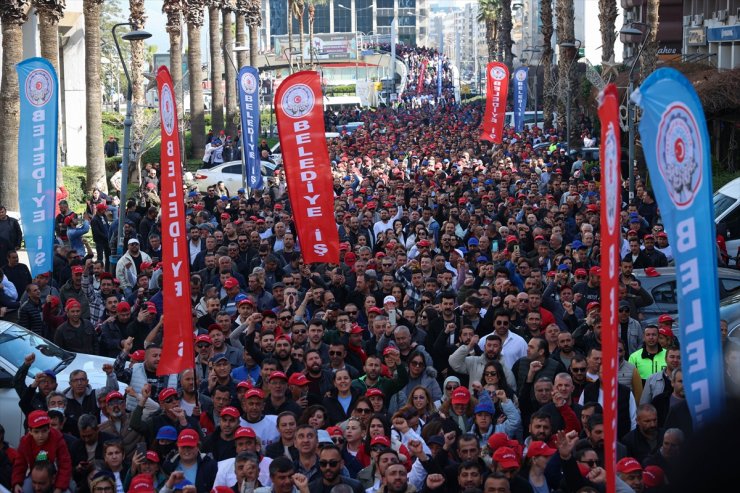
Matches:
[308,476,364,493]
[322,388,363,426]
[161,453,218,492]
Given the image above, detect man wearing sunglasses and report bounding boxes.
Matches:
[299,444,364,493]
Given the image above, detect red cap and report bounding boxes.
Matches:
[487,432,510,451]
[220,406,241,419]
[65,299,81,311]
[574,268,587,276]
[492,447,520,469]
[129,474,155,492]
[96,203,108,212]
[238,297,254,306]
[116,301,131,313]
[245,388,265,400]
[642,465,665,487]
[326,426,344,437]
[177,429,199,447]
[366,387,384,398]
[589,266,601,276]
[105,391,124,404]
[616,457,642,474]
[71,265,84,275]
[643,234,654,240]
[659,326,674,338]
[195,334,213,345]
[339,242,350,251]
[416,240,431,247]
[382,346,398,356]
[506,235,519,244]
[288,373,309,386]
[158,387,178,402]
[140,261,152,270]
[350,324,364,334]
[526,441,557,457]
[275,204,283,210]
[627,230,639,236]
[371,435,391,447]
[586,301,601,312]
[644,267,660,277]
[28,410,51,428]
[269,371,288,382]
[145,451,159,463]
[212,488,235,493]
[237,381,253,391]
[221,213,231,219]
[130,349,145,362]
[368,307,384,315]
[235,427,257,439]
[224,278,239,289]
[657,231,668,238]
[450,387,471,405]
[586,204,599,212]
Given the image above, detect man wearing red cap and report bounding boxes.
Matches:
[12,410,73,492]
[161,429,218,491]
[54,298,98,354]
[98,301,134,357]
[202,406,242,462]
[99,390,144,462]
[59,264,91,321]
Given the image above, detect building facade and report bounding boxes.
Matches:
[683,0,739,69]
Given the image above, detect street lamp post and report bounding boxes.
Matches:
[111,23,151,265]
[226,44,250,191]
[557,39,581,151]
[338,4,374,81]
[620,23,651,202]
[522,46,543,129]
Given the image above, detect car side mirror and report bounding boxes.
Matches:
[0,367,13,388]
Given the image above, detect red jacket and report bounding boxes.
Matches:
[12,428,72,490]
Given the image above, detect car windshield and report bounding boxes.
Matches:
[0,322,74,375]
[714,192,736,219]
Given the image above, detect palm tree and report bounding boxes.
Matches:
[235,0,248,67]
[163,0,183,113]
[0,0,29,211]
[641,0,659,81]
[34,0,66,186]
[291,0,306,67]
[129,0,147,187]
[245,0,261,67]
[82,0,107,194]
[498,0,513,69]
[540,0,554,129]
[598,0,618,69]
[307,0,327,66]
[222,0,238,138]
[185,0,206,160]
[477,0,500,62]
[208,1,225,133]
[555,0,576,143]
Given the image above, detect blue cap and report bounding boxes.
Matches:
[41,370,56,380]
[220,195,228,201]
[188,191,198,198]
[557,264,570,271]
[156,425,178,441]
[238,188,246,193]
[485,179,493,185]
[468,237,479,246]
[476,255,489,262]
[471,178,478,183]
[629,212,639,218]
[343,176,351,181]
[571,240,583,250]
[443,158,450,163]
[210,353,229,364]
[234,293,247,302]
[474,403,494,414]
[630,217,641,223]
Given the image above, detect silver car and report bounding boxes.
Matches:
[634,266,740,325]
[0,321,118,446]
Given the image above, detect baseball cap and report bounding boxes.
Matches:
[65,299,81,310]
[210,353,229,364]
[617,457,642,474]
[644,267,660,277]
[659,326,675,338]
[269,371,288,382]
[492,447,520,469]
[145,451,160,463]
[658,314,674,324]
[642,465,665,487]
[619,300,631,310]
[158,387,178,402]
[468,237,479,246]
[326,426,344,437]
[526,441,557,457]
[474,402,494,415]
[195,334,213,345]
[128,238,140,245]
[235,427,257,439]
[487,432,510,451]
[176,429,199,448]
[586,301,601,312]
[350,324,364,334]
[130,349,145,362]
[371,436,391,447]
[116,301,131,313]
[129,474,155,492]
[383,295,397,305]
[224,278,239,289]
[28,410,50,428]
[574,268,587,277]
[245,388,265,400]
[450,387,471,405]
[220,406,241,419]
[96,203,108,212]
[41,369,56,380]
[155,425,178,441]
[288,373,309,386]
[105,391,124,404]
[366,388,384,398]
[589,266,601,276]
[71,266,84,275]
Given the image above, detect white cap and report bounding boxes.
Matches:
[383,295,397,305]
[128,238,140,245]
[453,248,464,257]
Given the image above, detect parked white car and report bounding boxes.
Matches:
[193,160,277,193]
[715,177,740,265]
[0,321,119,446]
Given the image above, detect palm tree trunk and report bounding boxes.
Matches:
[187,7,206,160]
[235,10,248,67]
[208,4,224,132]
[287,2,294,66]
[129,0,147,188]
[246,0,261,68]
[297,7,305,63]
[163,0,184,166]
[83,0,106,194]
[35,0,66,185]
[641,0,659,82]
[0,3,28,211]
[308,5,315,66]
[499,0,513,69]
[556,0,575,144]
[485,18,496,62]
[223,7,238,138]
[541,0,554,130]
[598,0,618,66]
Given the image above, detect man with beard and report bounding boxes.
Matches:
[449,334,517,391]
[628,325,667,383]
[303,350,334,404]
[550,331,582,370]
[99,301,134,357]
[478,310,527,369]
[58,266,90,321]
[579,414,628,465]
[129,386,203,445]
[213,426,273,488]
[116,339,178,411]
[201,353,239,398]
[197,296,222,332]
[640,345,680,406]
[572,266,600,313]
[381,462,414,493]
[650,367,686,429]
[265,371,302,415]
[644,428,683,484]
[208,323,243,368]
[274,335,301,374]
[240,389,279,446]
[54,299,97,355]
[303,444,364,493]
[202,406,241,461]
[98,390,143,461]
[351,353,408,400]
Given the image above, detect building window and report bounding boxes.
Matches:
[270,0,287,37]
[313,3,331,34]
[357,0,374,33]
[334,3,351,32]
[377,0,394,8]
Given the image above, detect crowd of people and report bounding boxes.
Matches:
[1,44,738,493]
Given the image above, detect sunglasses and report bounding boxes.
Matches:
[196,343,211,349]
[445,385,459,391]
[163,396,178,404]
[346,310,358,315]
[410,360,425,367]
[579,459,599,467]
[319,460,341,468]
[329,351,344,356]
[354,407,372,414]
[495,321,510,326]
[279,316,292,320]
[484,371,498,377]
[293,329,306,334]
[570,367,587,373]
